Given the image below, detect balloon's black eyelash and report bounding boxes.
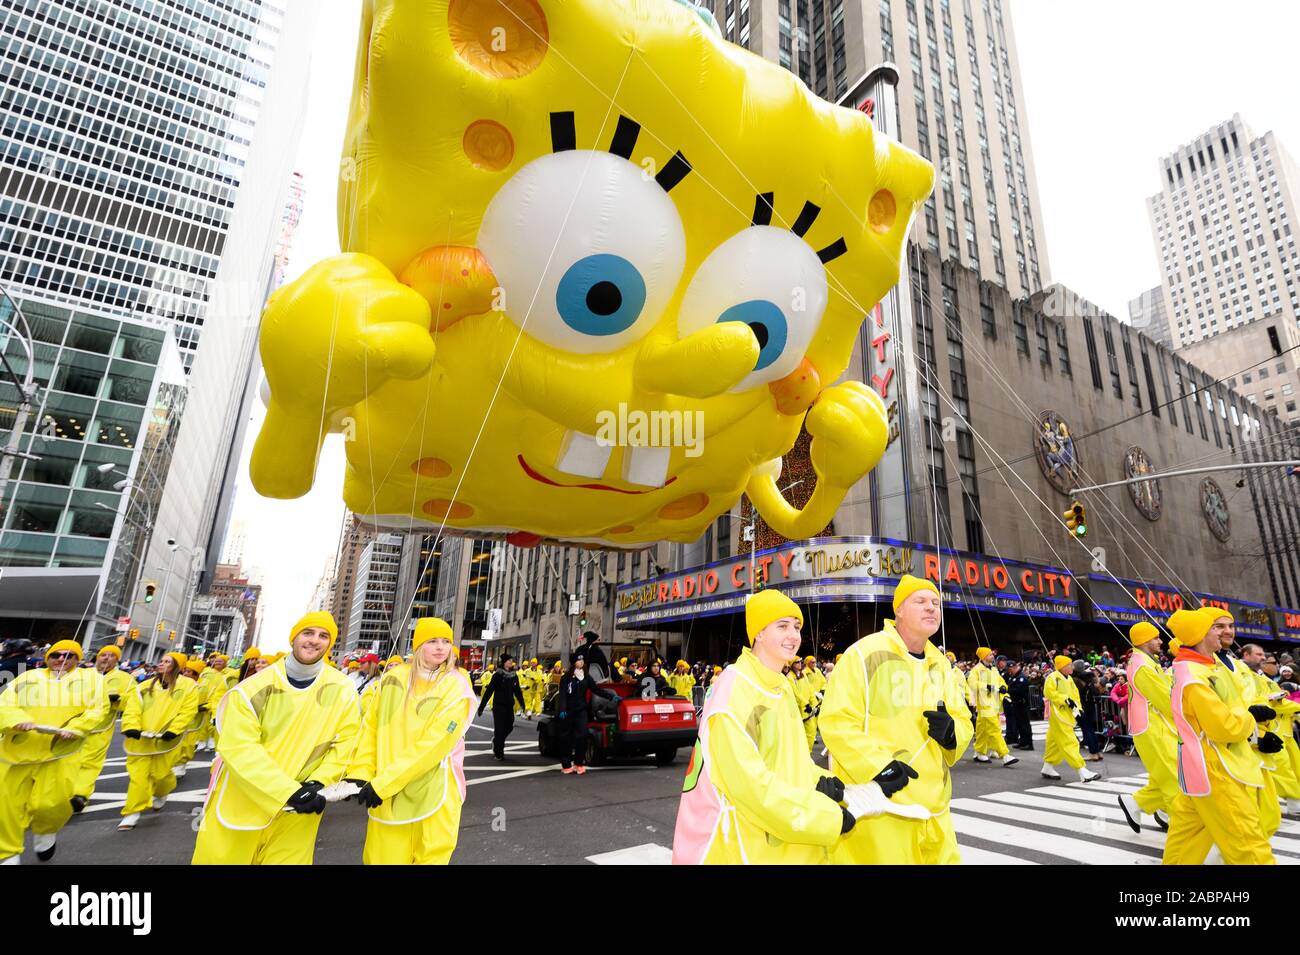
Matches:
[752,192,847,264]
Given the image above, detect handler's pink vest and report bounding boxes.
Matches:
[671,668,738,865]
[1125,652,1152,735]
[1170,660,1211,797]
[447,670,478,802]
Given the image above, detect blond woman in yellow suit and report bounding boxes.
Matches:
[1040,656,1100,783]
[1116,622,1178,833]
[74,645,135,806]
[191,612,359,864]
[346,618,477,864]
[0,639,106,863]
[119,651,200,830]
[176,658,211,770]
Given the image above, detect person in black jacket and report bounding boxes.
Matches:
[1006,661,1034,750]
[635,659,675,699]
[476,655,526,760]
[554,650,619,774]
[577,631,611,683]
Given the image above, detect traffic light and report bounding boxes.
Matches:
[168,630,176,642]
[578,610,588,629]
[143,581,157,603]
[1063,501,1087,538]
[129,628,139,640]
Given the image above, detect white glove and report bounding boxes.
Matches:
[31,725,83,737]
[319,781,362,803]
[843,782,932,820]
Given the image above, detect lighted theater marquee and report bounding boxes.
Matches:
[1273,607,1300,644]
[615,537,1080,628]
[1195,592,1275,640]
[1085,573,1195,626]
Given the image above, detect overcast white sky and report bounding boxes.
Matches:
[230,0,1300,648]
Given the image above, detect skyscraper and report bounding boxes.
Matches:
[330,511,377,650]
[1,0,293,365]
[1145,114,1300,350]
[697,0,1050,297]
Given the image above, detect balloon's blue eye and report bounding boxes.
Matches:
[716,300,788,371]
[555,254,647,336]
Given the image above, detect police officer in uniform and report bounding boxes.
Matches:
[1006,660,1034,750]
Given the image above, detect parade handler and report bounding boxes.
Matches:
[819,575,974,864]
[1117,621,1178,833]
[672,590,857,864]
[1161,608,1274,865]
[191,612,360,865]
[0,640,106,862]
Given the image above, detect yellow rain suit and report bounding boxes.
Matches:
[1162,647,1273,865]
[966,662,1009,759]
[667,665,696,704]
[1042,668,1085,770]
[787,669,819,751]
[819,620,973,864]
[1124,648,1179,815]
[347,663,477,864]
[670,648,844,864]
[121,674,200,815]
[191,660,360,864]
[1216,652,1281,837]
[197,666,230,747]
[178,668,215,765]
[75,666,135,799]
[0,665,106,859]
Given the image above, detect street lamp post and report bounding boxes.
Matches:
[143,540,201,662]
[94,462,162,656]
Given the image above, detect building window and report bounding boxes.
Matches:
[1081,316,1102,392]
[1012,301,1029,356]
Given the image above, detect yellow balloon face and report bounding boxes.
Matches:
[254,0,932,547]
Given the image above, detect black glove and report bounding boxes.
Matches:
[998,686,1009,695]
[198,706,209,713]
[815,775,845,803]
[108,694,120,703]
[922,702,958,750]
[1258,731,1284,754]
[122,729,141,739]
[301,780,324,793]
[286,784,327,814]
[1248,704,1277,722]
[840,806,856,834]
[354,782,383,809]
[1066,699,1079,712]
[160,731,178,741]
[873,759,919,798]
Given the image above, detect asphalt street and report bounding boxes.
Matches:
[15,716,1300,865]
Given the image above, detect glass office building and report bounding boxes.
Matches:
[0,293,184,643]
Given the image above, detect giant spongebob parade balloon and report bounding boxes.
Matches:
[250,0,934,546]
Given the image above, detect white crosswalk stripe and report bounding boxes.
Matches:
[954,773,1300,864]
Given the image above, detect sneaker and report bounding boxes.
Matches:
[33,833,56,862]
[574,765,587,775]
[561,766,575,774]
[1117,793,1142,833]
[69,795,87,814]
[1040,763,1061,780]
[1153,809,1170,831]
[972,753,990,763]
[117,813,140,831]
[173,766,187,779]
[151,795,168,811]
[0,855,18,865]
[1078,767,1101,783]
[1002,755,1019,767]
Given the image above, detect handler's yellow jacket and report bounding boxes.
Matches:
[0,667,106,764]
[121,675,200,758]
[347,664,476,823]
[965,664,1007,718]
[207,661,359,829]
[820,620,973,816]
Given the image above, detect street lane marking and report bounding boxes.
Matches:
[948,812,1160,864]
[958,844,1039,865]
[586,843,672,865]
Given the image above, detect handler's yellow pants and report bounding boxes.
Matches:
[362,802,463,865]
[192,808,323,865]
[831,809,960,865]
[123,754,178,815]
[0,758,78,858]
[973,716,1008,758]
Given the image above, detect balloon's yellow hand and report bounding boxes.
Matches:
[746,382,888,539]
[251,253,434,499]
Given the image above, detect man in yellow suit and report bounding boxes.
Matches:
[667,660,696,704]
[118,650,199,830]
[1116,621,1178,833]
[1238,641,1299,821]
[966,647,1017,767]
[1162,608,1274,864]
[1040,655,1101,784]
[191,612,360,864]
[820,575,974,864]
[0,640,106,863]
[671,590,855,864]
[73,644,135,810]
[1208,612,1283,838]
[198,653,232,752]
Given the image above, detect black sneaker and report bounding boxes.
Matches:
[70,796,87,814]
